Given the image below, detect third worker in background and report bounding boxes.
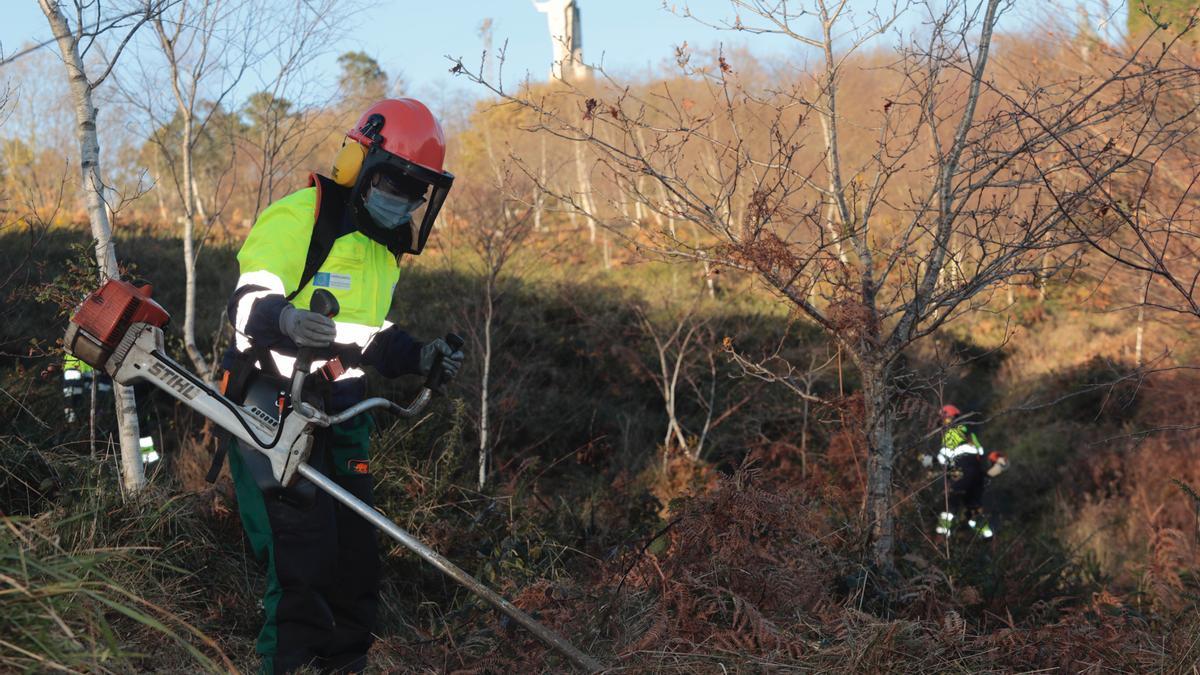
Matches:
[926,404,1008,539]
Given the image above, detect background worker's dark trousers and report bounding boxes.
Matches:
[229,414,379,674]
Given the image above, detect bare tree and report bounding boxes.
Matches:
[442,154,537,490]
[1013,10,1200,376]
[37,0,169,494]
[455,0,1192,567]
[637,306,705,459]
[1071,56,1200,324]
[114,0,344,376]
[115,0,259,376]
[241,0,346,218]
[633,300,749,466]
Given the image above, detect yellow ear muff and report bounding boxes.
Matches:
[331,142,366,187]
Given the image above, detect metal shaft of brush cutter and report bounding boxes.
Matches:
[295,464,603,673]
[289,298,603,672]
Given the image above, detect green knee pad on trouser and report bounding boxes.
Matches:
[229,414,378,674]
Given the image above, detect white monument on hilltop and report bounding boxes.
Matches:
[533,0,590,82]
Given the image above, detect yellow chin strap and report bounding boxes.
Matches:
[331,141,366,187]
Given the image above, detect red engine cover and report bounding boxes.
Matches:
[70,279,170,349]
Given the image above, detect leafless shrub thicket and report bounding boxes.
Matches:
[455,0,1200,567]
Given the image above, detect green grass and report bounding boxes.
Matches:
[0,507,234,672]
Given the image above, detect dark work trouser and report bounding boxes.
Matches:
[937,455,989,535]
[948,456,985,515]
[228,414,379,674]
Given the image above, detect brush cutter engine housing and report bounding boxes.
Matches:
[65,279,314,485]
[65,280,170,374]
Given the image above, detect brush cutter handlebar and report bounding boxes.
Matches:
[423,332,466,392]
[288,288,463,428]
[293,336,463,426]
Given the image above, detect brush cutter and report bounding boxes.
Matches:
[64,279,604,673]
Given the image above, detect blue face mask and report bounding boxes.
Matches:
[364,186,426,231]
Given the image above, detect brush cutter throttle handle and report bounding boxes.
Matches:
[307,289,340,319]
[291,290,340,405]
[423,333,465,393]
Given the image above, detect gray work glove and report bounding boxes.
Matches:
[986,456,1009,478]
[419,338,465,381]
[279,304,336,347]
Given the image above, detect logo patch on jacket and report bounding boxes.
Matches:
[348,459,369,474]
[314,272,351,290]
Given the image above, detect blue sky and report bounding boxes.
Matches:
[2,1,1130,108]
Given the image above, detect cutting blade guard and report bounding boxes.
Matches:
[64,280,171,372]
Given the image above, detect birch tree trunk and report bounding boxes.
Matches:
[181,114,210,375]
[151,151,170,225]
[190,174,210,223]
[574,141,596,243]
[1135,277,1150,367]
[653,171,677,238]
[1038,252,1049,302]
[533,134,546,232]
[156,13,212,376]
[478,278,493,490]
[39,0,145,494]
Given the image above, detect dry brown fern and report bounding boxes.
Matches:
[620,599,668,656]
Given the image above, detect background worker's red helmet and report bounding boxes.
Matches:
[940,404,961,420]
[331,98,454,255]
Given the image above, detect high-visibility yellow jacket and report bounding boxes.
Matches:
[937,424,983,465]
[63,352,93,374]
[225,176,422,406]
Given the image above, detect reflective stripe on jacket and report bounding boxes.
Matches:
[938,444,982,465]
[939,423,984,466]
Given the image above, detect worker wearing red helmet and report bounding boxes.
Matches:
[217,99,464,673]
[926,404,1008,539]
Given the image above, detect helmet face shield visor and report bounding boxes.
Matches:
[412,180,449,253]
[364,179,426,231]
[355,145,454,255]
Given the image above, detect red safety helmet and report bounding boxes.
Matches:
[331,98,454,255]
[940,404,961,420]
